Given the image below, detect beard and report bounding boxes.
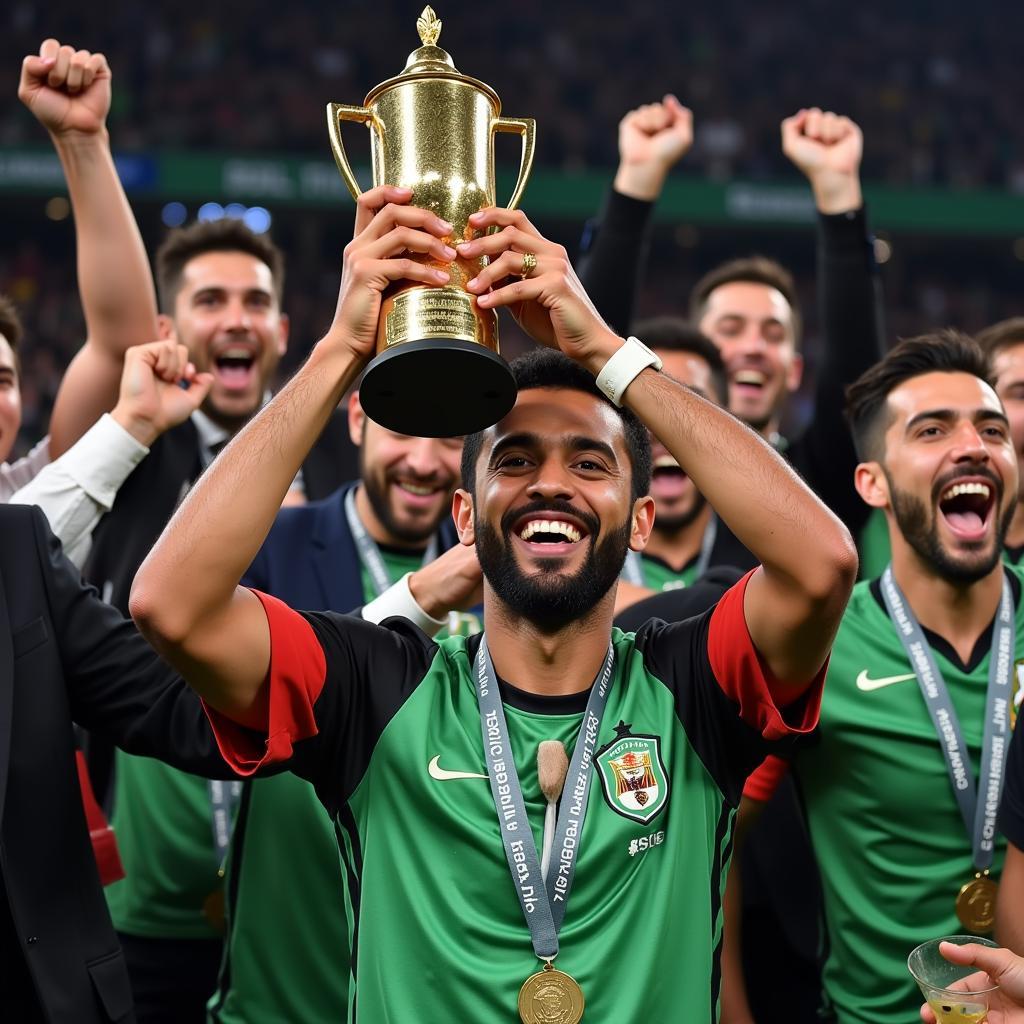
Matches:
[359,446,444,546]
[652,491,707,535]
[887,471,1014,585]
[475,499,631,634]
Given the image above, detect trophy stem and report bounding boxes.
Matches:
[359,339,517,438]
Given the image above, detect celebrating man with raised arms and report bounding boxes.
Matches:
[131,187,856,1020]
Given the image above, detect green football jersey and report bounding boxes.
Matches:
[208,576,820,1022]
[210,545,477,1024]
[105,756,226,938]
[794,570,1024,1024]
[637,553,698,591]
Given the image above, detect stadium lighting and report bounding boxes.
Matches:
[243,206,272,233]
[197,202,225,222]
[161,202,187,228]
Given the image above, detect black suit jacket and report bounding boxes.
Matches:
[0,505,229,1023]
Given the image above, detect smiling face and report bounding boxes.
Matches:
[863,371,1018,584]
[0,336,21,464]
[698,281,802,433]
[168,250,288,430]
[457,388,653,632]
[648,349,722,534]
[350,394,462,546]
[990,342,1024,501]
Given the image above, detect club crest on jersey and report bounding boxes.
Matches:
[596,721,669,824]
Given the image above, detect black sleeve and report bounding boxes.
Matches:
[632,611,764,807]
[237,603,440,817]
[787,207,886,536]
[1000,723,1024,849]
[31,508,234,780]
[577,188,656,335]
[631,576,821,807]
[612,567,740,632]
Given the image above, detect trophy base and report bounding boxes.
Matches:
[359,339,517,438]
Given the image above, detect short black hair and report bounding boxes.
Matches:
[688,255,802,346]
[461,348,652,501]
[845,329,993,462]
[634,315,727,405]
[155,218,285,313]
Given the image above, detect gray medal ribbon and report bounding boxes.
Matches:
[345,487,439,598]
[621,514,717,587]
[475,635,615,960]
[880,565,1014,872]
[208,779,243,868]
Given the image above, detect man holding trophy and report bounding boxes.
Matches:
[129,10,856,1021]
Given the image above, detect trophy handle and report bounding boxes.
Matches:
[492,117,536,211]
[326,102,375,200]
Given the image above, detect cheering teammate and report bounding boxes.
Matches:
[746,333,1022,1023]
[131,188,855,1020]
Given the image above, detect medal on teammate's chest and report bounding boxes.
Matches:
[880,566,1015,935]
[475,636,616,1020]
[955,870,998,933]
[518,962,585,1024]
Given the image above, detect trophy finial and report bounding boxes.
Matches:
[417,7,442,47]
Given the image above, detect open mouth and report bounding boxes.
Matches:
[937,479,996,542]
[513,512,589,555]
[213,347,257,392]
[651,453,690,500]
[732,368,767,393]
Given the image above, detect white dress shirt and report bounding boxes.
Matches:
[6,415,148,568]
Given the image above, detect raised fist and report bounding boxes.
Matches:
[18,39,111,137]
[781,108,863,214]
[614,94,693,202]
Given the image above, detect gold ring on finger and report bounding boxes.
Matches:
[520,251,538,279]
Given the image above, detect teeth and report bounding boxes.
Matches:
[941,482,991,502]
[520,519,582,543]
[219,347,254,360]
[734,370,766,385]
[400,482,437,496]
[654,454,680,469]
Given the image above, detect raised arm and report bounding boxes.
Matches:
[578,96,692,334]
[781,108,886,533]
[11,340,211,568]
[460,209,857,687]
[130,186,454,722]
[18,40,159,457]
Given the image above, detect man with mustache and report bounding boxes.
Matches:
[745,332,1023,1023]
[131,188,856,1020]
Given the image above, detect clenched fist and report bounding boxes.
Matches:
[781,107,863,214]
[19,38,111,138]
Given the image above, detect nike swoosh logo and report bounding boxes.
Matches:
[427,755,488,782]
[856,670,918,692]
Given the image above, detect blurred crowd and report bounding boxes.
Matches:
[1,0,1022,188]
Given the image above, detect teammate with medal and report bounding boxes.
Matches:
[743,332,1023,1023]
[130,186,857,1021]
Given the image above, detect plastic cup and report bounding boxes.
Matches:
[907,936,1000,1023]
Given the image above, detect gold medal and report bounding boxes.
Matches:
[518,962,585,1024]
[955,871,998,933]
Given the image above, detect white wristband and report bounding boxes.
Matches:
[361,572,448,636]
[594,336,663,407]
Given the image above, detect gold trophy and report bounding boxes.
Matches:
[327,7,535,437]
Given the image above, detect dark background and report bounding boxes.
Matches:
[3,0,1023,449]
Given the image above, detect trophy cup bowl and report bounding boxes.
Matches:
[327,7,536,437]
